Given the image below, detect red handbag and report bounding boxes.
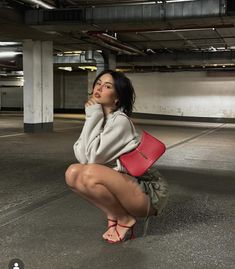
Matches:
[119,131,166,177]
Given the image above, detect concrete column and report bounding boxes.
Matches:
[107,52,116,70]
[102,50,116,71]
[23,40,53,132]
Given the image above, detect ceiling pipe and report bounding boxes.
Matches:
[70,32,135,55]
[87,32,146,55]
[86,24,234,35]
[87,38,134,55]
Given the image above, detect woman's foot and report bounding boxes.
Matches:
[106,216,136,243]
[102,219,117,240]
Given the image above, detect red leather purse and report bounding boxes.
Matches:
[119,131,166,177]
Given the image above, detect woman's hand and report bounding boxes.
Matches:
[85,97,98,108]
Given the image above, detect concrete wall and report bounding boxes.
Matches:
[54,70,88,109]
[127,71,235,118]
[0,78,23,109]
[1,70,235,119]
[0,87,23,109]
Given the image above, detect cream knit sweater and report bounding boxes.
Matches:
[73,103,140,171]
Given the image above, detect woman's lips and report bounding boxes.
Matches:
[94,93,101,98]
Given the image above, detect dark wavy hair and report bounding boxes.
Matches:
[92,70,136,116]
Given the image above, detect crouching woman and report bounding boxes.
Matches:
[65,70,169,243]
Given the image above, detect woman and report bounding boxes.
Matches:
[65,70,169,243]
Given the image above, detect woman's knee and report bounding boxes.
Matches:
[79,164,100,189]
[65,163,84,187]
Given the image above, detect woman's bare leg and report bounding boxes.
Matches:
[65,163,155,242]
[73,164,154,241]
[65,164,135,239]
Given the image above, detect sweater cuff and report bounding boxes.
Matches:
[116,159,128,173]
[85,103,103,117]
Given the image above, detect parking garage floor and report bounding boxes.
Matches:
[0,112,234,269]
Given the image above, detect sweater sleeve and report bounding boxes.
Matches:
[85,112,139,164]
[73,103,139,164]
[73,103,104,163]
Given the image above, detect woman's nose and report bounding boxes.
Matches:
[97,84,103,91]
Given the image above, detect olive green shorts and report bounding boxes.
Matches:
[136,165,169,215]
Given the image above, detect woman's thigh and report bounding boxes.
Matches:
[81,164,153,217]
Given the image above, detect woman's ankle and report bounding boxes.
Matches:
[117,215,136,226]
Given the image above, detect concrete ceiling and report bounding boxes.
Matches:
[1,0,235,71]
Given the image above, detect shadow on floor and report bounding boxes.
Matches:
[138,166,235,237]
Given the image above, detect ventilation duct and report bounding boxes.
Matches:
[25,0,226,25]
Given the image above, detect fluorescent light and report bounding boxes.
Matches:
[58,67,72,71]
[0,42,21,46]
[157,0,196,3]
[0,52,21,57]
[64,51,83,55]
[78,66,97,71]
[29,0,55,9]
[167,0,196,2]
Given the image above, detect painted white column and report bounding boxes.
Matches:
[23,40,53,132]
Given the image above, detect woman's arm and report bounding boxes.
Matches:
[85,111,139,164]
[73,103,104,163]
[74,102,139,165]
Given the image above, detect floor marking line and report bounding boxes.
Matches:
[167,123,226,150]
[0,133,24,138]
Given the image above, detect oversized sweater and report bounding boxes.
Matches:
[73,103,140,171]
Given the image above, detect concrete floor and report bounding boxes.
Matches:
[0,113,234,269]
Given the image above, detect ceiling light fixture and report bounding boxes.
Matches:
[0,52,21,58]
[157,0,196,3]
[166,0,197,2]
[58,67,72,71]
[0,42,21,46]
[78,66,97,71]
[25,0,55,9]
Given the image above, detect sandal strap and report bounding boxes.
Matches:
[107,218,117,223]
[107,223,116,229]
[117,223,134,229]
[114,228,123,242]
[107,219,117,230]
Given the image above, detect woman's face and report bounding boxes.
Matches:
[92,73,118,108]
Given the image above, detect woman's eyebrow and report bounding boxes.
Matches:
[104,82,113,85]
[97,79,113,86]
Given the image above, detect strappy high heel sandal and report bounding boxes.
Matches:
[102,219,117,240]
[106,223,136,244]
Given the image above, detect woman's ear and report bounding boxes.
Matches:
[115,99,119,106]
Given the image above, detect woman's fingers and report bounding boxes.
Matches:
[85,97,97,107]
